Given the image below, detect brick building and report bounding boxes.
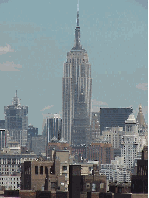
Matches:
[21,159,65,192]
[87,143,114,167]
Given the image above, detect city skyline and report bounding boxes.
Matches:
[0,0,147,133]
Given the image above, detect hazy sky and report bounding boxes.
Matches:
[0,0,148,133]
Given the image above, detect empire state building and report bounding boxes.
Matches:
[62,3,92,145]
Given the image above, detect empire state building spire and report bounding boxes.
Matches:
[77,0,79,27]
[72,0,82,50]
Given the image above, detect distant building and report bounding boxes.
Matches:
[0,145,37,188]
[27,124,38,151]
[62,2,92,146]
[136,104,146,127]
[27,124,38,138]
[4,91,28,146]
[101,127,124,149]
[100,108,133,134]
[71,144,87,162]
[31,135,47,155]
[121,114,141,170]
[47,140,71,160]
[46,114,62,142]
[99,157,131,183]
[87,143,114,167]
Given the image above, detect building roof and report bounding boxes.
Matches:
[125,114,136,124]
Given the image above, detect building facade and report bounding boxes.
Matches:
[100,108,133,134]
[4,91,28,146]
[21,159,65,192]
[62,3,92,146]
[101,127,124,149]
[87,143,114,167]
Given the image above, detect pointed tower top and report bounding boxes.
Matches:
[139,104,142,113]
[71,0,82,50]
[12,90,20,106]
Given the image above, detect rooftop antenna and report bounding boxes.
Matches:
[77,0,79,27]
[15,90,17,97]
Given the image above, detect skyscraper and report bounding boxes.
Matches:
[4,91,28,146]
[62,2,92,145]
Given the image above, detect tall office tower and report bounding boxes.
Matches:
[62,3,92,145]
[4,91,28,146]
[100,108,133,135]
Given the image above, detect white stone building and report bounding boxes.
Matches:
[0,174,21,190]
[121,114,143,170]
[99,157,131,183]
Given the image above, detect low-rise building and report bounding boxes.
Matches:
[21,159,65,192]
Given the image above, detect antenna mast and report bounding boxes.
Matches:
[77,0,79,27]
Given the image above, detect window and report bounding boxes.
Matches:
[45,166,48,175]
[51,182,57,190]
[62,166,67,171]
[62,173,67,176]
[100,183,104,188]
[86,183,90,189]
[40,166,43,174]
[35,166,38,175]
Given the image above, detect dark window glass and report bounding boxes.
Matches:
[35,166,38,174]
[45,166,48,175]
[40,166,43,174]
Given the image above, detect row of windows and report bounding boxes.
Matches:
[35,166,49,175]
[0,178,19,180]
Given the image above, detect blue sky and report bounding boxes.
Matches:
[0,0,147,133]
